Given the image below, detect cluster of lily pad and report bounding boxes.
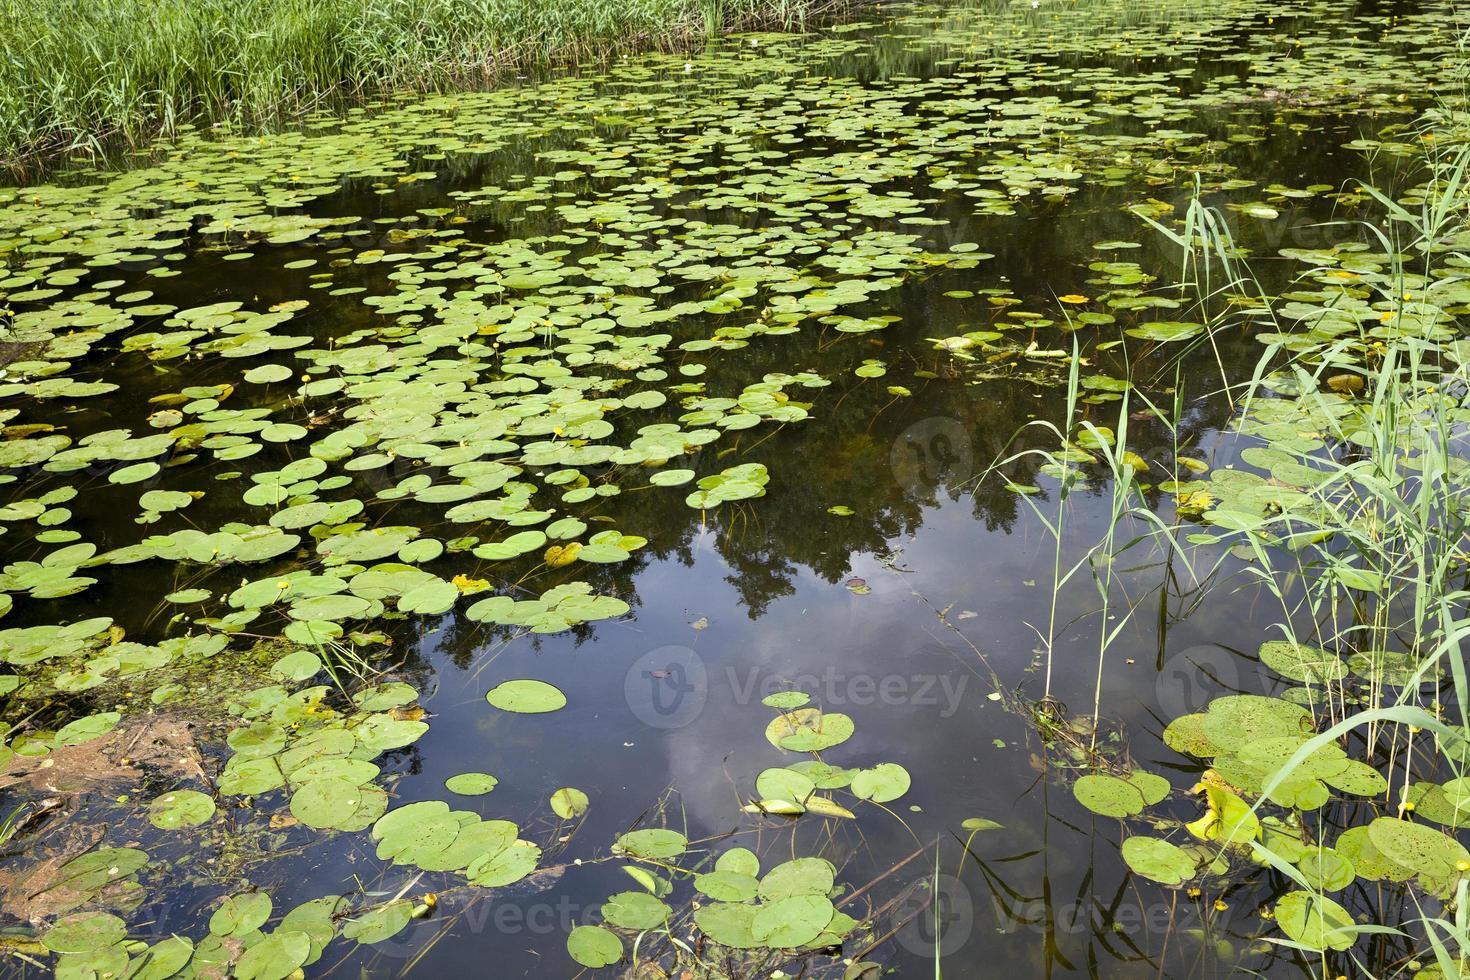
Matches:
[564,693,906,969]
[1058,98,1470,970]
[40,889,431,980]
[1077,676,1470,953]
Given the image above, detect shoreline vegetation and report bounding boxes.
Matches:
[1038,92,1470,973]
[0,0,843,169]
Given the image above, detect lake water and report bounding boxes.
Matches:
[0,0,1460,975]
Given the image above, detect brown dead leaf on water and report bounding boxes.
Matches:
[0,716,203,797]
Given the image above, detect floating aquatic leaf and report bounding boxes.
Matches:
[1258,640,1346,684]
[716,848,760,877]
[110,462,160,485]
[601,891,670,930]
[1297,847,1355,892]
[128,936,194,979]
[1073,773,1151,818]
[550,787,589,818]
[467,839,540,887]
[343,900,414,945]
[210,893,272,937]
[755,767,815,803]
[291,778,366,829]
[765,709,854,752]
[486,679,566,714]
[42,912,126,953]
[566,925,622,968]
[1121,837,1196,885]
[53,711,120,746]
[694,902,761,949]
[1275,891,1357,951]
[695,870,760,902]
[759,858,834,901]
[243,364,294,385]
[234,930,312,980]
[962,817,1004,831]
[751,895,835,948]
[1367,817,1470,894]
[148,789,216,830]
[616,829,688,860]
[850,763,911,803]
[446,772,499,795]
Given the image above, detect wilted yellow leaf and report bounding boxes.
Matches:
[544,542,583,568]
[451,573,490,595]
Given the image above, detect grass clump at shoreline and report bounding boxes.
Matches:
[0,0,837,165]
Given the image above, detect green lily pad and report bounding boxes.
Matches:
[1275,891,1357,951]
[148,789,216,830]
[601,891,670,930]
[42,912,126,953]
[1121,836,1196,885]
[233,930,311,980]
[550,786,589,818]
[1073,773,1151,818]
[342,899,414,945]
[694,902,762,949]
[850,763,911,803]
[486,679,566,713]
[210,893,272,937]
[445,772,499,795]
[616,829,687,860]
[567,925,622,968]
[751,895,835,948]
[759,858,834,901]
[694,870,760,902]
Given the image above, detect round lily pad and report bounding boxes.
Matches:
[210,893,272,937]
[601,891,670,930]
[1073,773,1150,818]
[751,894,835,948]
[1275,891,1357,951]
[148,789,216,830]
[566,925,622,968]
[243,364,294,384]
[42,912,126,953]
[616,829,688,860]
[851,763,911,803]
[1121,836,1196,885]
[550,786,589,818]
[486,679,566,713]
[342,899,413,945]
[233,930,311,980]
[445,772,498,795]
